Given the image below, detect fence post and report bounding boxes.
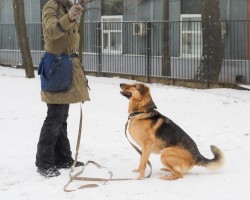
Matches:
[206,17,211,88]
[146,21,151,83]
[96,22,102,77]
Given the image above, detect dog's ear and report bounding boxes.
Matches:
[136,83,146,95]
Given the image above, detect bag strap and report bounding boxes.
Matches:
[64,104,152,192]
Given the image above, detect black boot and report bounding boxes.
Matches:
[37,166,60,177]
[56,160,84,169]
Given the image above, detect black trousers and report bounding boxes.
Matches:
[36,104,73,169]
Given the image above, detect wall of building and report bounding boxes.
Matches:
[1,0,248,23]
[0,0,249,59]
[85,0,101,21]
[0,0,41,24]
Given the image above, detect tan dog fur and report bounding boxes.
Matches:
[120,83,224,180]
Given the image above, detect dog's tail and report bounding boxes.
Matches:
[196,145,224,170]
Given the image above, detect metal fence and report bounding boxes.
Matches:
[0,20,249,85]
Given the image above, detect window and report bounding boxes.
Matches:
[180,14,202,57]
[101,16,123,53]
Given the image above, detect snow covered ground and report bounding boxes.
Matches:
[0,66,250,200]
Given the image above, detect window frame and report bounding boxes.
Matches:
[180,14,202,57]
[101,15,123,54]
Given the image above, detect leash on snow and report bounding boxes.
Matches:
[64,103,152,192]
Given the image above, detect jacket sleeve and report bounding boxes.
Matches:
[42,2,75,40]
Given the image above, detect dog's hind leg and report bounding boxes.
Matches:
[160,167,171,172]
[160,147,195,180]
[160,172,183,180]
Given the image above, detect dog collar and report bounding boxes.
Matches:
[128,110,160,120]
[128,112,145,119]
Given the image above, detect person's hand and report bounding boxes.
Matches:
[68,4,84,21]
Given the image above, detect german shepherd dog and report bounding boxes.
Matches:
[120,83,224,180]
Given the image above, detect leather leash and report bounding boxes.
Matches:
[64,104,152,192]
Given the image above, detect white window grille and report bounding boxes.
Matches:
[101,16,123,54]
[180,14,202,57]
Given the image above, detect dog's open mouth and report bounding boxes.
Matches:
[120,90,132,99]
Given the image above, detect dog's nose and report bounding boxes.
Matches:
[120,83,124,87]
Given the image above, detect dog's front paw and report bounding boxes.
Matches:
[136,175,144,180]
[132,168,140,173]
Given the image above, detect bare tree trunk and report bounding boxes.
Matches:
[195,0,224,83]
[13,0,34,78]
[162,0,171,76]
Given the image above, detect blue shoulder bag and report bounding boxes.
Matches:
[38,52,73,92]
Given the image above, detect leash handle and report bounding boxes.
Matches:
[64,105,105,192]
[64,160,112,192]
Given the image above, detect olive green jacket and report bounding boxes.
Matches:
[40,0,90,104]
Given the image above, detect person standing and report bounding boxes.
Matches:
[36,0,90,177]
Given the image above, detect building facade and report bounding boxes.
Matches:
[1,0,249,54]
[0,0,250,84]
